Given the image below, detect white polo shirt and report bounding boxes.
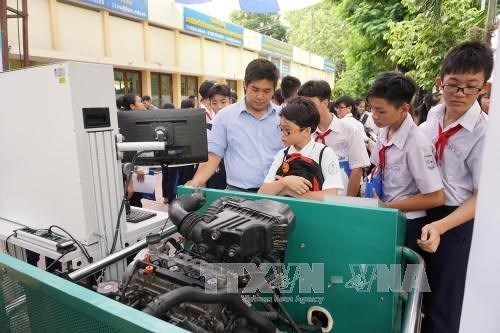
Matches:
[419,102,487,206]
[371,113,443,219]
[314,115,370,195]
[264,139,344,191]
[342,114,369,142]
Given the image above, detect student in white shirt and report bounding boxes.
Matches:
[259,97,343,200]
[418,41,493,333]
[366,71,445,228]
[298,80,370,196]
[335,95,369,141]
[199,80,216,122]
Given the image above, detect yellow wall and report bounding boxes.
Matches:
[5,0,335,98]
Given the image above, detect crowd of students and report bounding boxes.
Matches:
[120,40,492,333]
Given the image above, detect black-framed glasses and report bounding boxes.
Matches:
[278,125,305,136]
[442,84,482,95]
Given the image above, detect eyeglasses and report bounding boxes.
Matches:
[278,125,304,136]
[442,84,482,95]
[336,105,350,110]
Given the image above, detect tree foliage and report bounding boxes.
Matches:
[233,1,487,98]
[386,0,485,90]
[230,11,288,42]
[286,2,347,75]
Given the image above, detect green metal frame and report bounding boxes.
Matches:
[177,187,408,333]
[0,253,185,333]
[0,187,415,332]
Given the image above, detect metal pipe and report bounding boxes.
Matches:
[0,0,8,71]
[401,246,425,333]
[22,0,29,67]
[116,141,165,152]
[68,224,177,281]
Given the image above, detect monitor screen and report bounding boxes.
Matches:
[117,108,208,165]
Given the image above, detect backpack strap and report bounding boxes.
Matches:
[282,147,291,162]
[318,145,327,168]
[361,113,369,125]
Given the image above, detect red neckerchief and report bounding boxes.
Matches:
[205,111,213,121]
[378,144,392,177]
[314,129,332,144]
[435,122,462,163]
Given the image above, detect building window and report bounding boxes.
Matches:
[226,80,237,93]
[114,69,142,98]
[181,75,198,101]
[151,73,173,108]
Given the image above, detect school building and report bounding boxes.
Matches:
[4,0,335,107]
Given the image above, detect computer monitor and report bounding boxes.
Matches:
[117,108,208,165]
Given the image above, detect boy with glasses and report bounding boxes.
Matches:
[418,41,493,333]
[259,97,343,199]
[298,80,370,196]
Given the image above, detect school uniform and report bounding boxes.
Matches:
[264,139,344,191]
[370,113,443,248]
[313,115,370,195]
[342,113,370,142]
[419,102,487,333]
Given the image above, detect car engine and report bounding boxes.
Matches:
[98,191,309,333]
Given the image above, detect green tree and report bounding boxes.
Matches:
[230,11,288,42]
[327,0,409,97]
[386,0,485,90]
[286,2,347,76]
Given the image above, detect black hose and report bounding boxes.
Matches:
[168,191,208,241]
[168,190,206,226]
[143,286,276,333]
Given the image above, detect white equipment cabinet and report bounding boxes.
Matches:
[0,62,168,279]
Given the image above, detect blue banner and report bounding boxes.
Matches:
[324,58,336,72]
[79,0,148,20]
[183,7,244,46]
[261,35,292,60]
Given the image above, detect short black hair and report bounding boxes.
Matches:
[121,93,139,110]
[279,96,320,133]
[281,75,301,100]
[440,41,494,81]
[181,98,195,108]
[229,91,238,103]
[273,89,285,105]
[199,80,215,99]
[297,80,331,101]
[142,95,152,102]
[335,95,358,118]
[244,59,280,89]
[366,71,417,107]
[334,95,355,108]
[208,84,231,99]
[162,102,175,109]
[354,98,365,106]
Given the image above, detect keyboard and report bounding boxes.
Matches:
[126,208,157,223]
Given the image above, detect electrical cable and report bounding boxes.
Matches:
[109,150,154,254]
[273,289,302,333]
[159,216,172,235]
[45,251,67,272]
[48,225,92,263]
[5,231,17,256]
